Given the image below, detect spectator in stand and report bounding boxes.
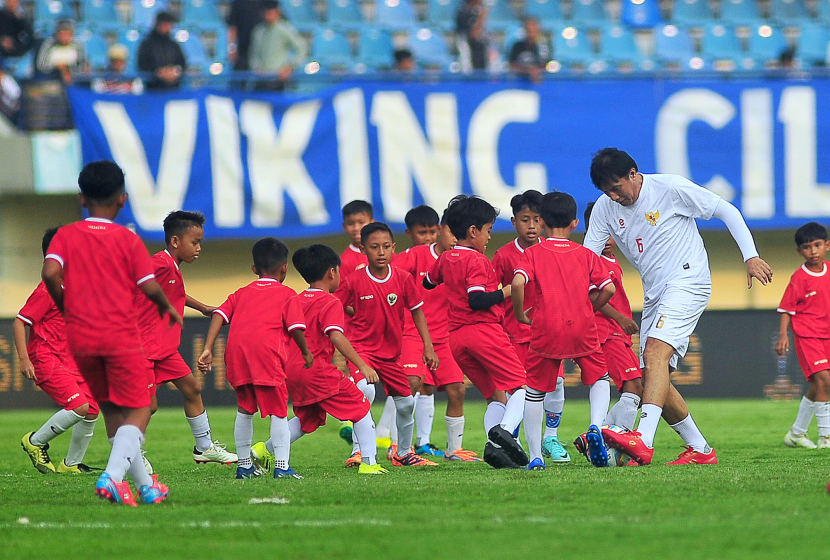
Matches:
[138,11,187,90]
[91,44,143,94]
[0,0,33,60]
[226,0,264,72]
[393,48,415,72]
[0,62,21,122]
[248,0,307,91]
[35,19,87,85]
[456,0,488,72]
[508,17,549,83]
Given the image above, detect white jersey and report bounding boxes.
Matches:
[583,173,721,304]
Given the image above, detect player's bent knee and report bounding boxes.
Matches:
[72,402,90,416]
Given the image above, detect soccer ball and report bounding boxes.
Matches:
[602,424,632,467]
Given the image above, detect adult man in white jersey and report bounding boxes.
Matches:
[583,148,773,465]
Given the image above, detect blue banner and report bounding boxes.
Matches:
[67,78,830,241]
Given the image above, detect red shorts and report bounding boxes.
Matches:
[74,352,152,409]
[794,335,830,379]
[152,352,192,385]
[449,323,526,399]
[31,357,99,415]
[350,355,411,397]
[601,336,642,391]
[235,383,288,418]
[293,376,371,433]
[512,340,564,380]
[400,337,464,389]
[526,349,608,392]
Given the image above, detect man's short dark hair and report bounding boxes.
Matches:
[795,222,827,246]
[155,11,177,24]
[405,205,439,229]
[360,221,394,246]
[262,0,280,10]
[78,160,125,201]
[42,226,60,258]
[342,200,373,220]
[292,244,341,284]
[510,190,543,216]
[163,211,205,245]
[540,191,577,229]
[590,148,638,190]
[252,237,289,273]
[394,48,413,65]
[583,201,595,231]
[444,194,499,240]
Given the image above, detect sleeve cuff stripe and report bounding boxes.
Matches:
[409,301,424,311]
[776,308,795,315]
[287,323,306,331]
[45,254,64,267]
[467,286,485,293]
[16,314,33,325]
[136,274,155,285]
[515,269,529,282]
[598,278,613,289]
[214,309,230,323]
[324,325,344,334]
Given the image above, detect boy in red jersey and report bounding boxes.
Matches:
[251,244,388,475]
[776,222,830,449]
[395,206,479,461]
[198,238,313,479]
[335,222,440,466]
[424,195,530,469]
[41,160,181,506]
[512,192,615,469]
[16,227,99,474]
[136,211,237,466]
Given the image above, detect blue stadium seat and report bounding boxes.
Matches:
[35,0,74,23]
[770,0,812,25]
[621,0,662,28]
[671,0,714,26]
[700,22,748,70]
[483,0,517,31]
[747,24,788,65]
[196,24,229,72]
[428,0,460,30]
[80,0,122,27]
[819,0,830,22]
[501,22,525,54]
[77,29,110,70]
[654,23,696,66]
[524,0,565,28]
[599,23,648,66]
[409,27,452,67]
[181,0,225,26]
[118,28,144,71]
[375,0,418,31]
[358,26,395,69]
[719,0,764,26]
[131,0,169,30]
[570,0,608,28]
[175,28,209,73]
[326,0,365,30]
[311,28,355,69]
[554,25,595,65]
[798,22,830,65]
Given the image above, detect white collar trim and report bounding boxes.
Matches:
[257,278,279,283]
[365,266,392,284]
[348,244,362,253]
[164,249,180,270]
[85,217,112,223]
[802,263,827,277]
[429,243,439,259]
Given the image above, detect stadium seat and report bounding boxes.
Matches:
[196,24,229,73]
[80,0,122,27]
[311,28,355,69]
[326,0,366,31]
[358,26,395,69]
[599,23,650,67]
[769,0,812,25]
[5,54,34,78]
[117,28,144,71]
[175,28,209,73]
[77,29,110,70]
[427,0,460,30]
[554,25,595,65]
[819,0,830,22]
[719,0,764,26]
[375,0,418,31]
[181,0,225,26]
[671,0,714,27]
[131,0,169,30]
[482,0,517,31]
[570,0,608,29]
[524,0,565,28]
[654,23,699,67]
[747,24,789,65]
[798,22,830,65]
[621,0,662,28]
[501,22,525,55]
[408,27,453,68]
[34,0,74,23]
[700,22,748,70]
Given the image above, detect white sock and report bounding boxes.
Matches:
[234,411,254,469]
[31,409,84,446]
[605,392,641,431]
[65,418,96,466]
[415,393,435,447]
[392,395,415,455]
[543,378,564,438]
[670,414,710,453]
[638,404,662,448]
[106,424,143,484]
[524,388,545,461]
[445,415,465,456]
[126,439,153,489]
[376,395,395,439]
[484,401,506,434]
[355,379,377,453]
[353,412,377,465]
[500,389,526,433]
[288,416,305,443]
[792,396,816,435]
[271,416,290,471]
[186,411,212,453]
[816,401,830,438]
[588,378,611,428]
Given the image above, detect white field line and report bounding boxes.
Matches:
[4,518,392,530]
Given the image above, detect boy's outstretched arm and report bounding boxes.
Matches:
[186,295,216,317]
[776,313,791,356]
[290,329,314,369]
[140,280,184,328]
[197,313,225,372]
[511,272,531,325]
[599,304,639,335]
[411,308,439,371]
[12,319,35,381]
[329,330,378,383]
[41,260,64,313]
[590,282,616,312]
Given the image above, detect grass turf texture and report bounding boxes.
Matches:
[1,399,828,559]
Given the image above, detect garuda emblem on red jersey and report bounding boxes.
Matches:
[645,211,660,226]
[387,293,398,306]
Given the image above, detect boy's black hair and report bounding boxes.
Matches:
[589,148,638,190]
[444,194,499,240]
[163,210,205,245]
[78,160,126,201]
[540,191,577,229]
[404,205,439,229]
[394,48,413,65]
[360,221,394,246]
[252,237,289,273]
[795,222,828,246]
[42,226,60,258]
[583,201,595,231]
[292,244,341,284]
[510,190,543,216]
[342,200,373,220]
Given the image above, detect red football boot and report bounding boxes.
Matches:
[665,447,718,465]
[601,427,654,465]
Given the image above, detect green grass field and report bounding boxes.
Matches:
[1,399,828,559]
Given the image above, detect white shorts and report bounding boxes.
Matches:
[639,284,711,369]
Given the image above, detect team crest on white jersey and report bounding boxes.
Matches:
[645,211,660,226]
[387,293,398,306]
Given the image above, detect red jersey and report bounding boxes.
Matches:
[215,278,306,387]
[136,251,186,359]
[594,254,634,346]
[778,263,830,338]
[286,289,345,406]
[492,238,537,343]
[426,245,503,332]
[334,266,423,361]
[393,243,449,343]
[17,281,72,364]
[45,218,155,356]
[515,238,612,359]
[339,244,368,280]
